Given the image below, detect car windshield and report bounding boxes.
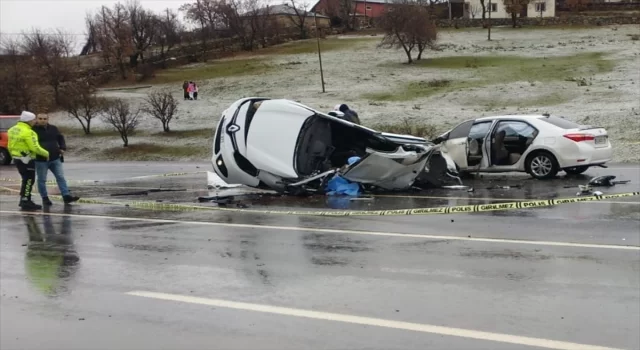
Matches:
[539,115,581,129]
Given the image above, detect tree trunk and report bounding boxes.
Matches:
[163,121,170,132]
[404,45,413,64]
[53,84,61,106]
[122,134,128,147]
[512,12,517,28]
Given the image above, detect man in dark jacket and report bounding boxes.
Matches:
[334,104,361,125]
[33,114,79,206]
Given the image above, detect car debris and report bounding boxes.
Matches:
[588,175,631,187]
[577,184,604,196]
[211,97,462,196]
[110,188,187,196]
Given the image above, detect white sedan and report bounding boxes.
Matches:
[434,114,613,179]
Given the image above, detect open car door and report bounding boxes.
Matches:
[441,120,474,170]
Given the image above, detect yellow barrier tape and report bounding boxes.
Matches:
[2,184,639,217]
[0,171,205,185]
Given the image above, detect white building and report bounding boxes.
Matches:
[463,0,556,19]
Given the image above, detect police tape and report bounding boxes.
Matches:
[1,184,638,217]
[0,171,205,186]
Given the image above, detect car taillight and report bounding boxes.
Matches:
[563,133,595,142]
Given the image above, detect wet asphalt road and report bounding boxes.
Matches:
[0,162,639,350]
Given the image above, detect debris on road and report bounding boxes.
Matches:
[588,175,631,187]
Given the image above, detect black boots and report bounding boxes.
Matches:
[19,198,42,211]
[42,197,53,206]
[63,195,80,204]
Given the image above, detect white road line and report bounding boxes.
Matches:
[126,290,622,350]
[1,210,637,250]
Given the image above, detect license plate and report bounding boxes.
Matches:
[595,136,607,145]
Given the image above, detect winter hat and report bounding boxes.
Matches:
[20,111,36,122]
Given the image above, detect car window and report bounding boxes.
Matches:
[539,115,580,129]
[448,120,474,139]
[469,121,492,139]
[497,121,536,138]
[0,117,19,131]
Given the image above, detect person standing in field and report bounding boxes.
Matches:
[182,81,189,100]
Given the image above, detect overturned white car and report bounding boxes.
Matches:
[211,97,459,195]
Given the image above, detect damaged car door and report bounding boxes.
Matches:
[340,145,432,191]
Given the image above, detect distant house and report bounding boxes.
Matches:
[462,0,556,19]
[245,3,331,29]
[312,0,392,20]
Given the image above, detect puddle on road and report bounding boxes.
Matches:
[22,215,80,298]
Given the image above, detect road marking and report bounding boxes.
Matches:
[1,210,637,250]
[126,290,622,350]
[374,194,640,205]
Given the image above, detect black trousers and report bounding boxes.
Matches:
[15,159,36,200]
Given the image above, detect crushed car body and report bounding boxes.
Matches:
[211,97,459,195]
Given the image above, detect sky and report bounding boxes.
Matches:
[0,0,298,54]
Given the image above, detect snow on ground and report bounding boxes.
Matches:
[50,25,640,162]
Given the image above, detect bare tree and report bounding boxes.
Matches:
[378,1,438,64]
[287,0,310,39]
[502,0,531,28]
[250,2,275,48]
[92,3,134,79]
[413,6,438,60]
[180,0,220,60]
[103,99,141,147]
[217,0,254,50]
[469,3,482,19]
[142,89,179,132]
[81,16,100,56]
[60,84,109,135]
[155,8,182,68]
[0,38,41,113]
[21,28,75,106]
[127,0,156,66]
[480,0,487,21]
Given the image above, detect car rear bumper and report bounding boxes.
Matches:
[559,145,613,169]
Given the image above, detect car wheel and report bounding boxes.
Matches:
[564,166,589,175]
[0,148,10,165]
[525,151,558,180]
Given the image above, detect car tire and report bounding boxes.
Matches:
[525,151,559,180]
[0,148,10,165]
[564,166,589,175]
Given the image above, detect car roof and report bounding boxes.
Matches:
[475,114,547,122]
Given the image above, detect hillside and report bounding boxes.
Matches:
[49,25,640,163]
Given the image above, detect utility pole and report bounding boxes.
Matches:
[487,0,492,41]
[314,12,325,93]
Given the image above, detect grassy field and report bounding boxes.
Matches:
[151,58,272,85]
[105,37,379,87]
[363,52,617,102]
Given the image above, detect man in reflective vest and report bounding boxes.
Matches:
[7,111,50,210]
